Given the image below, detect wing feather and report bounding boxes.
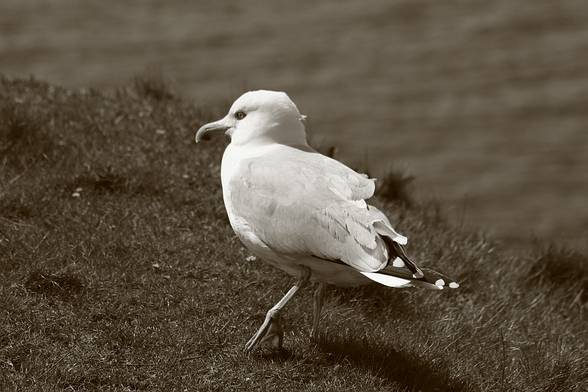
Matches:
[228,146,402,272]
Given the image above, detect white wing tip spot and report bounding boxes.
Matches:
[392,257,405,268]
[435,279,446,289]
[449,282,459,289]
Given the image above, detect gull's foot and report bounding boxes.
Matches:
[244,312,283,353]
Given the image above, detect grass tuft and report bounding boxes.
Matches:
[132,71,175,101]
[0,194,34,219]
[309,140,416,206]
[82,167,128,194]
[24,270,86,299]
[375,169,415,207]
[0,99,50,167]
[68,167,167,197]
[314,144,338,159]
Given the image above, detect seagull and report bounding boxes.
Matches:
[195,90,458,352]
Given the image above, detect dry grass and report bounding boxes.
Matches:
[0,77,586,391]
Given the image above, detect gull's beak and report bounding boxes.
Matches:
[195,116,232,143]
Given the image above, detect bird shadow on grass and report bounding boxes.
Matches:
[316,335,473,392]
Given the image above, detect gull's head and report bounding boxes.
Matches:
[195,90,308,146]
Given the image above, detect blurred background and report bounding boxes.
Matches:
[1,0,586,252]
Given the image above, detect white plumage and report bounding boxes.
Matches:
[195,90,458,352]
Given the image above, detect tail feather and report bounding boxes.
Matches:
[361,265,459,290]
[365,207,457,289]
[359,271,412,288]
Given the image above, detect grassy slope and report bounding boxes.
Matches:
[0,77,586,391]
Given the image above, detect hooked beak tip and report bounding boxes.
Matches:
[195,133,210,143]
[195,126,206,144]
[195,120,230,144]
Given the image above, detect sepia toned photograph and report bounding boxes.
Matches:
[1,1,586,391]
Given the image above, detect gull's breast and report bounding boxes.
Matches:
[220,143,276,253]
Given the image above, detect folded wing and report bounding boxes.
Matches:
[228,146,408,272]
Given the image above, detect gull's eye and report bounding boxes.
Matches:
[235,111,247,120]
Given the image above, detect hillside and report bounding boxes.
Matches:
[0,77,586,391]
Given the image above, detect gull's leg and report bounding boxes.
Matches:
[311,283,326,340]
[244,267,311,352]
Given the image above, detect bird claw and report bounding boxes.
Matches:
[244,313,283,353]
